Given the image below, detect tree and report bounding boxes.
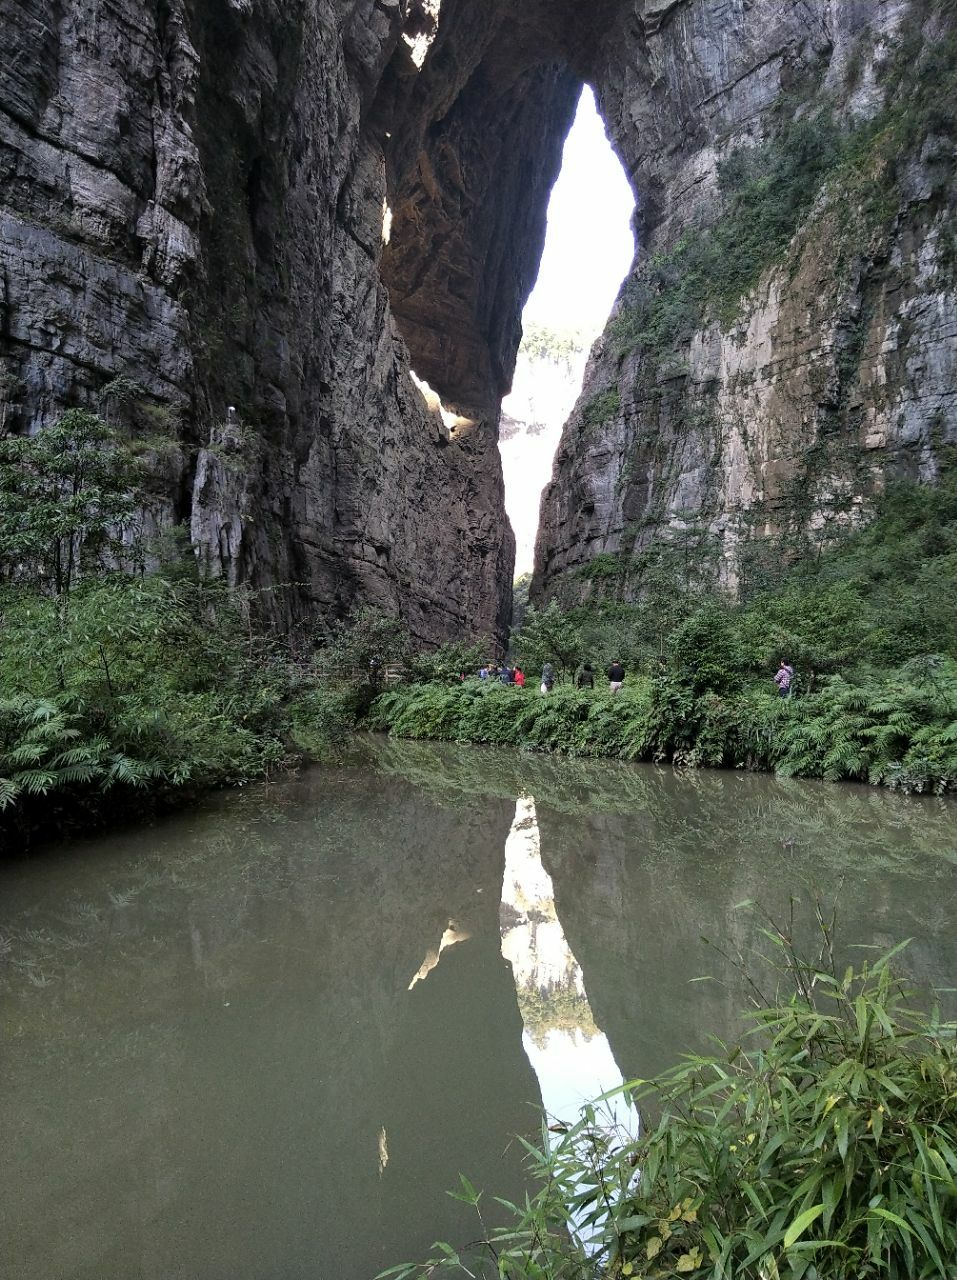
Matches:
[511,600,583,678]
[322,606,413,682]
[0,410,142,595]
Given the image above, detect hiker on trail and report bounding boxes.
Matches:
[607,660,625,694]
[499,664,514,685]
[541,662,555,694]
[775,660,795,698]
[577,664,595,689]
[514,667,526,688]
[479,665,489,680]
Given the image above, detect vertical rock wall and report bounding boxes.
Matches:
[0,0,580,645]
[5,0,952,634]
[534,0,957,604]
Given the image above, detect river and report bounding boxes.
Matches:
[3,739,956,1279]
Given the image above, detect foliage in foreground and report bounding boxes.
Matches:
[382,933,957,1280]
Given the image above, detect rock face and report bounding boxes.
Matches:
[534,0,957,604]
[3,0,954,637]
[0,0,580,645]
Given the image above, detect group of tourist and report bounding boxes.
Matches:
[478,663,527,687]
[476,660,629,694]
[474,658,797,698]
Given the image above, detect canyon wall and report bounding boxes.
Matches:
[0,0,582,645]
[4,0,953,636]
[534,0,957,604]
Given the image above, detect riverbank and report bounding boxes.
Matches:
[366,663,957,794]
[0,574,362,853]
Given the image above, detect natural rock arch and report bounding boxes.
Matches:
[1,0,954,640]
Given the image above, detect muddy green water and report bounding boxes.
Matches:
[2,739,956,1280]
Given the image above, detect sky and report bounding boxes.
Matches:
[522,86,636,333]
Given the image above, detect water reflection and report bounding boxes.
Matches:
[501,796,629,1130]
[2,743,956,1279]
[0,768,536,1280]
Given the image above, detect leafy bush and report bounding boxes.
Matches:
[512,601,585,679]
[0,695,165,814]
[770,659,957,792]
[369,657,957,793]
[0,575,304,846]
[382,933,957,1280]
[407,639,490,684]
[319,605,414,679]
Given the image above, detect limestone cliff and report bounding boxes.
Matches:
[4,0,954,638]
[0,0,579,644]
[534,0,957,605]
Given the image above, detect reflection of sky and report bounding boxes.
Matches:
[522,1028,629,1129]
[500,797,632,1134]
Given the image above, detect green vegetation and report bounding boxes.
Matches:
[611,113,845,357]
[583,388,622,430]
[0,574,308,845]
[0,412,354,848]
[369,475,957,794]
[0,409,142,594]
[519,323,591,369]
[383,929,957,1279]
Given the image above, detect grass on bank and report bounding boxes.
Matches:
[382,926,957,1280]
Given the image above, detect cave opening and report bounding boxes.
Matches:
[499,86,635,581]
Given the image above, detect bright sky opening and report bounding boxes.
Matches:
[522,86,635,333]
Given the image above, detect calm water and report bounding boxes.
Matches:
[2,740,956,1279]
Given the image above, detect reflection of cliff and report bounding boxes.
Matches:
[0,769,535,1280]
[500,797,597,1050]
[364,737,957,1087]
[533,776,957,1088]
[500,796,628,1130]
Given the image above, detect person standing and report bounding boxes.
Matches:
[774,660,795,698]
[541,661,555,694]
[514,667,526,688]
[607,659,625,695]
[577,664,595,689]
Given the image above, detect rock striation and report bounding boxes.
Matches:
[534,0,957,605]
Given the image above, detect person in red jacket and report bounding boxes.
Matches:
[513,667,526,688]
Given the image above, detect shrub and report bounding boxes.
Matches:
[0,409,142,594]
[0,574,300,846]
[582,388,622,429]
[383,933,957,1280]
